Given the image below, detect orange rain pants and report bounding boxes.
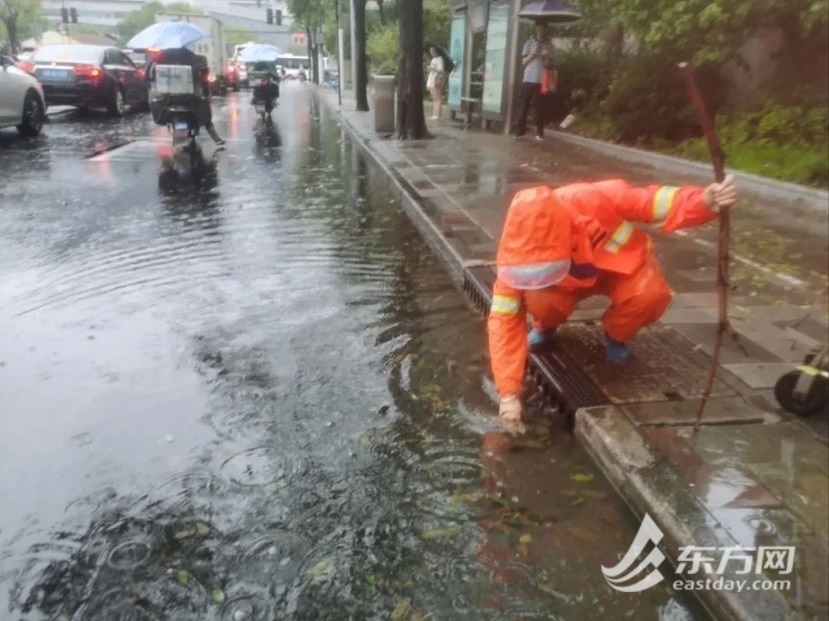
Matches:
[524,244,672,343]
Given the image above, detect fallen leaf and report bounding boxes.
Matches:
[365,574,379,587]
[164,434,175,443]
[212,588,225,604]
[538,583,567,599]
[421,527,462,540]
[519,534,532,545]
[391,597,412,621]
[580,489,607,500]
[570,473,595,483]
[307,558,336,584]
[175,569,190,586]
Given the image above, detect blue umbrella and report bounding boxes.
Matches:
[237,43,283,63]
[518,0,581,22]
[126,21,210,50]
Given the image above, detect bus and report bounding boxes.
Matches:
[275,54,310,79]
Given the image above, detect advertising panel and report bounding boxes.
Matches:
[481,2,509,116]
[448,15,466,109]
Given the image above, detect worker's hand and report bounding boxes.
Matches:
[704,174,738,213]
[499,395,523,423]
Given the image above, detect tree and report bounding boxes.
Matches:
[287,0,330,84]
[396,0,428,139]
[226,29,256,47]
[0,0,41,53]
[116,0,195,45]
[353,0,368,110]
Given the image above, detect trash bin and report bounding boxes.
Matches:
[372,75,395,133]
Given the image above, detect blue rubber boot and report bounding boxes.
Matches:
[605,332,632,364]
[528,328,555,350]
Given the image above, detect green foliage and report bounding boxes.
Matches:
[287,0,329,31]
[423,0,450,50]
[116,1,195,45]
[363,0,448,75]
[554,45,609,114]
[597,53,726,143]
[66,23,108,35]
[116,1,162,44]
[366,22,397,75]
[682,105,829,186]
[0,0,42,51]
[226,29,255,47]
[574,0,828,67]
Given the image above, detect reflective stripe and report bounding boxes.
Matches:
[491,295,521,315]
[605,221,634,254]
[652,186,679,221]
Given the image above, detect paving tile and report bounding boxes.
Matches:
[722,362,804,389]
[669,323,782,364]
[626,396,767,426]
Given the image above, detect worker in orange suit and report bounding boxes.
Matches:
[490,176,738,422]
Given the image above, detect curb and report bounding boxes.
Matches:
[552,131,829,216]
[318,96,468,288]
[575,406,800,621]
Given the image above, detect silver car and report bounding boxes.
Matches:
[0,55,46,137]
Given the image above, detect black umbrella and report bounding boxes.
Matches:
[518,0,581,23]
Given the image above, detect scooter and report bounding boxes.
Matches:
[249,74,278,119]
[166,99,200,150]
[774,343,829,417]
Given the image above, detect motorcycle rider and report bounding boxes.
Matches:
[250,61,280,107]
[147,46,225,146]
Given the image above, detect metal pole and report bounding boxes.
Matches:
[349,0,357,99]
[336,0,344,106]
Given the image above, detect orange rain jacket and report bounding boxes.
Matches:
[488,180,716,397]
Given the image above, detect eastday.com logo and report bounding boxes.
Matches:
[602,513,795,594]
[601,514,666,593]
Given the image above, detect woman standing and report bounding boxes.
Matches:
[426,46,446,120]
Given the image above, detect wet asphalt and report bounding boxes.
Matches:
[0,84,707,620]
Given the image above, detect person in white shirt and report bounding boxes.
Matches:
[515,22,553,140]
[426,46,446,120]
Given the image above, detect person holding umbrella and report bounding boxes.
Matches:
[514,22,553,140]
[132,22,225,146]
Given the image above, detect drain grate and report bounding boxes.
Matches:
[462,265,610,415]
[556,322,735,404]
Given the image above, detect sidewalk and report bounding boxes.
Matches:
[319,89,829,621]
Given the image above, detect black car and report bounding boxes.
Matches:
[27,45,149,116]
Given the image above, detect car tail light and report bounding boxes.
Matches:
[75,65,102,81]
[136,69,145,80]
[18,61,36,73]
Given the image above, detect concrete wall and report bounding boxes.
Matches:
[722,28,829,105]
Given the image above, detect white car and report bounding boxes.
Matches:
[0,55,46,137]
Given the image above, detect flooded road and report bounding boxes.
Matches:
[1,85,705,620]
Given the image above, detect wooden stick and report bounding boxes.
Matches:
[678,62,732,430]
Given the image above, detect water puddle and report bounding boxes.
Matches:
[0,91,708,620]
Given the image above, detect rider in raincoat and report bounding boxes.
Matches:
[490,176,738,422]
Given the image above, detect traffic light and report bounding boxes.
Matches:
[70,7,78,23]
[276,10,282,25]
[61,7,69,23]
[266,8,273,24]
